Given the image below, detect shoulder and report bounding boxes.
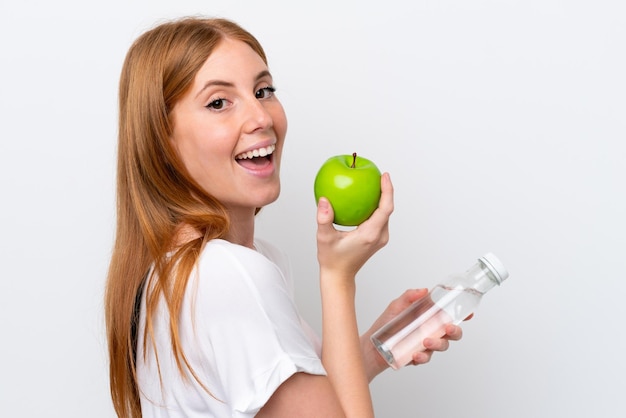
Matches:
[254,238,290,272]
[197,238,281,273]
[193,238,290,297]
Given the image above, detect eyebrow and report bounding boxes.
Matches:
[195,70,272,99]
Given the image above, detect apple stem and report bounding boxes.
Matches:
[351,152,357,168]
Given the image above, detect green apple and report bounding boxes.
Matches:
[314,153,382,226]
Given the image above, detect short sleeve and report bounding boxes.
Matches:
[185,240,325,417]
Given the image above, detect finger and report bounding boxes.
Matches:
[411,350,433,365]
[375,172,394,217]
[316,197,335,228]
[361,172,394,227]
[378,172,394,215]
[423,337,450,352]
[395,288,428,306]
[385,289,428,317]
[443,324,463,341]
[390,289,429,316]
[316,197,338,247]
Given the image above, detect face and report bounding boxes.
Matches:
[169,38,287,217]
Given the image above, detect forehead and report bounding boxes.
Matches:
[195,38,269,81]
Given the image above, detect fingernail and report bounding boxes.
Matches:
[318,198,329,211]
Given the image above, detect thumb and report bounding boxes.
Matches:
[316,197,335,226]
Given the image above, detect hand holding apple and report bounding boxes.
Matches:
[314,152,382,226]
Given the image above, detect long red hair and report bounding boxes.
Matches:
[105,17,268,418]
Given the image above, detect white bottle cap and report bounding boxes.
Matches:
[479,252,509,284]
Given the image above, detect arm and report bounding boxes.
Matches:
[258,173,394,417]
[315,172,394,417]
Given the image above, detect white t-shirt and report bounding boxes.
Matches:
[136,238,325,417]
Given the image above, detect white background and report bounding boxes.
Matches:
[1,1,624,417]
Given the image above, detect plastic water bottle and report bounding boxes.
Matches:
[370,253,509,369]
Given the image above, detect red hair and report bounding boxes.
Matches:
[105,17,268,417]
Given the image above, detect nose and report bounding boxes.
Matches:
[242,96,273,134]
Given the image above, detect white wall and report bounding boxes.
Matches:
[1,1,624,417]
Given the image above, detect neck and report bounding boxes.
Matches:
[174,207,257,250]
[223,206,257,249]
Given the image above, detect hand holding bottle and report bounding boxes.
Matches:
[360,288,465,381]
[371,253,510,370]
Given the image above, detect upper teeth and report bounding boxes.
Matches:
[236,144,276,160]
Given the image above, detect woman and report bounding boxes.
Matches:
[105,17,463,418]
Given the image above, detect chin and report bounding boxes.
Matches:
[261,188,281,206]
[243,184,280,210]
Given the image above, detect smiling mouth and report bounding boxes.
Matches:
[235,144,276,168]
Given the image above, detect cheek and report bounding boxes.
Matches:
[172,129,225,185]
[173,118,232,162]
[272,105,288,141]
[172,131,202,173]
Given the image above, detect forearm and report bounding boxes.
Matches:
[320,271,374,418]
[360,331,390,383]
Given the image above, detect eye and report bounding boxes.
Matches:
[255,86,276,99]
[205,97,229,110]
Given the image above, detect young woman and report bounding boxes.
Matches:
[105,17,463,418]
